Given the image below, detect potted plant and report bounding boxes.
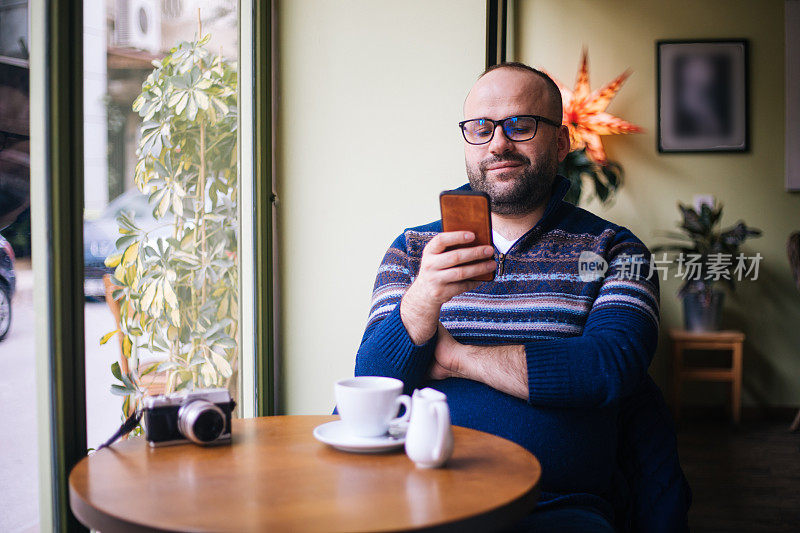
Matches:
[100,29,239,421]
[558,148,623,206]
[654,200,761,331]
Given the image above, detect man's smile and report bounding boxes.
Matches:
[486,162,523,172]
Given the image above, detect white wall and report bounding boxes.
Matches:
[277,0,486,414]
[515,0,800,405]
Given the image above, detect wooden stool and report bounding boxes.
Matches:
[669,329,745,424]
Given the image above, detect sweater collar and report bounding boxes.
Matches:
[455,174,572,252]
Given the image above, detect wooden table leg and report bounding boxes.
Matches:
[731,341,742,425]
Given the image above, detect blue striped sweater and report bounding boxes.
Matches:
[355,175,661,521]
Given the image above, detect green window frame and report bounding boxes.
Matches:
[30,0,274,530]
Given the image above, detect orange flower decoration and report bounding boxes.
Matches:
[548,49,643,164]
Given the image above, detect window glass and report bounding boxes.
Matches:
[83,0,241,449]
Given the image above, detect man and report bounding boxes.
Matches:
[355,63,689,532]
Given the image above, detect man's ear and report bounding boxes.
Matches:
[556,125,571,162]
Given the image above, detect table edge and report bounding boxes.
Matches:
[70,482,540,533]
[70,483,176,533]
[68,416,542,533]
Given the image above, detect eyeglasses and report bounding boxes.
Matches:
[458,115,561,145]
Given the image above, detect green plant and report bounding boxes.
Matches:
[653,201,761,298]
[100,31,239,416]
[558,148,623,205]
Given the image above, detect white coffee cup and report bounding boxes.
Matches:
[335,376,411,438]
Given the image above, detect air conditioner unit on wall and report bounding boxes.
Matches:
[115,0,162,53]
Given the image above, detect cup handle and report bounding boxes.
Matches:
[431,402,449,460]
[391,394,411,425]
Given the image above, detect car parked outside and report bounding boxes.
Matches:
[0,233,16,341]
[83,189,167,299]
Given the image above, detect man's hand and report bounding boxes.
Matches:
[429,323,530,400]
[430,323,468,380]
[400,231,495,345]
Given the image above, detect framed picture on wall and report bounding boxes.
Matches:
[657,39,749,153]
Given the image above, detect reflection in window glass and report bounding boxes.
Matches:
[84,0,240,449]
[0,0,28,60]
[0,2,36,530]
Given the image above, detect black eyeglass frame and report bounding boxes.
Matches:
[458,114,562,145]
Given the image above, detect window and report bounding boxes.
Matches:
[83,0,247,448]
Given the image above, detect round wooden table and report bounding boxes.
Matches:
[69,415,541,532]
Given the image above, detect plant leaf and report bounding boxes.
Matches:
[122,336,132,359]
[211,353,233,378]
[110,361,123,382]
[100,330,119,346]
[110,384,132,397]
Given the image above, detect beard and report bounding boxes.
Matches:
[466,149,558,216]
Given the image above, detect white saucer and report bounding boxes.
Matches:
[313,420,405,453]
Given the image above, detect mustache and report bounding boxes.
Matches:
[479,154,531,172]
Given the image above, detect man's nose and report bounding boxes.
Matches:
[488,124,514,154]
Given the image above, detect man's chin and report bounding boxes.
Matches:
[486,187,529,207]
[486,166,524,180]
[484,171,524,195]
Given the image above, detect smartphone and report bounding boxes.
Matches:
[439,190,495,282]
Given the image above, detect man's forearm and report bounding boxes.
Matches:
[459,343,529,400]
[399,285,440,345]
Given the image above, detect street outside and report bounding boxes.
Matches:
[0,261,123,532]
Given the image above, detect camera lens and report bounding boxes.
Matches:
[177,400,226,445]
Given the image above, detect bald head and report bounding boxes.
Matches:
[461,62,570,216]
[464,63,562,123]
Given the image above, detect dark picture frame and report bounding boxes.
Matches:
[657,39,749,153]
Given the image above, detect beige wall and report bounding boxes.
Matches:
[516,0,800,405]
[276,0,486,414]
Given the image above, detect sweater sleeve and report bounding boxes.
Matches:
[524,228,661,408]
[354,233,437,393]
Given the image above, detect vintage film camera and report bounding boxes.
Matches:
[141,388,235,447]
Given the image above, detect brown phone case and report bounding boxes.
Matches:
[439,190,495,282]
